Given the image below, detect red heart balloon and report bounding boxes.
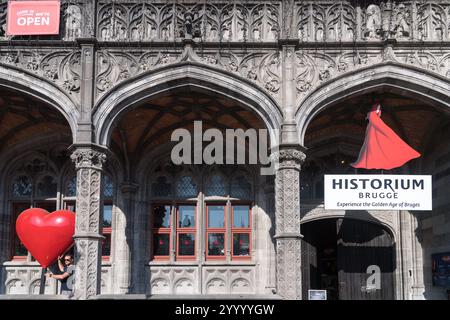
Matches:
[16,208,75,268]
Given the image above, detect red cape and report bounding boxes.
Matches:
[351,104,421,170]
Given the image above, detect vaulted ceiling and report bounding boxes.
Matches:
[110,88,266,162]
[0,87,71,153]
[304,92,446,159]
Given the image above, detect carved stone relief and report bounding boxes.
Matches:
[63,5,82,41]
[97,2,280,42]
[0,50,81,101]
[149,267,199,295]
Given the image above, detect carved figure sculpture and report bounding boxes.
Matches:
[365,4,381,39]
[64,5,82,40]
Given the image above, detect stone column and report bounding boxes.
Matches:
[274,146,306,300]
[70,146,107,299]
[115,183,138,293]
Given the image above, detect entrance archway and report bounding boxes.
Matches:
[94,69,280,294]
[0,84,74,295]
[301,218,395,300]
[299,70,450,300]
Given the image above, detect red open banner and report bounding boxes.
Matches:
[7,1,61,36]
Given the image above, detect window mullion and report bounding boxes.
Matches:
[226,199,232,262]
[199,194,204,263]
[170,203,176,262]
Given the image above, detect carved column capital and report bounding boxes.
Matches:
[274,146,307,170]
[120,182,139,195]
[278,148,306,164]
[70,146,107,170]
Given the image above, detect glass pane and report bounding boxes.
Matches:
[37,175,57,197]
[66,176,77,197]
[102,233,111,256]
[152,176,172,197]
[208,205,224,228]
[14,239,28,257]
[153,234,170,256]
[178,233,195,256]
[13,204,30,256]
[230,175,252,199]
[12,176,32,197]
[233,233,250,256]
[176,176,198,198]
[103,204,113,228]
[153,205,171,228]
[205,175,227,196]
[103,175,114,198]
[178,206,195,228]
[208,233,225,256]
[233,206,250,228]
[65,203,76,212]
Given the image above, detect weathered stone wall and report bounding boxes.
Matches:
[419,122,450,300]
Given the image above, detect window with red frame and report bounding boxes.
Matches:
[11,203,30,259]
[102,202,113,259]
[151,204,197,260]
[176,205,196,259]
[206,204,226,259]
[101,175,114,260]
[152,204,171,259]
[231,205,251,259]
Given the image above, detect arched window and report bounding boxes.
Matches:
[11,176,32,197]
[205,174,227,197]
[176,175,197,198]
[36,175,57,198]
[102,174,114,259]
[9,159,58,260]
[103,174,114,198]
[230,175,252,199]
[66,175,77,197]
[152,176,172,198]
[150,167,252,262]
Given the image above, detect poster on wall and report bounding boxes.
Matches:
[324,174,432,211]
[432,253,450,287]
[6,1,61,36]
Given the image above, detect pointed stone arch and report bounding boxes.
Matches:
[93,62,283,147]
[296,62,450,145]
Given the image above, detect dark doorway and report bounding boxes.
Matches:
[302,218,395,300]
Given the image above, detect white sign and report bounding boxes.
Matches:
[308,290,327,300]
[324,175,432,211]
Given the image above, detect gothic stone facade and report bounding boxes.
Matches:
[0,0,449,300]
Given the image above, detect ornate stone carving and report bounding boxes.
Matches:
[392,3,412,39]
[0,3,9,40]
[364,4,382,39]
[71,147,106,300]
[71,149,107,170]
[276,238,302,299]
[63,5,82,41]
[0,50,81,99]
[274,147,305,299]
[97,2,280,42]
[417,3,448,40]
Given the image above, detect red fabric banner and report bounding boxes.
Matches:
[351,103,421,170]
[7,1,61,36]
